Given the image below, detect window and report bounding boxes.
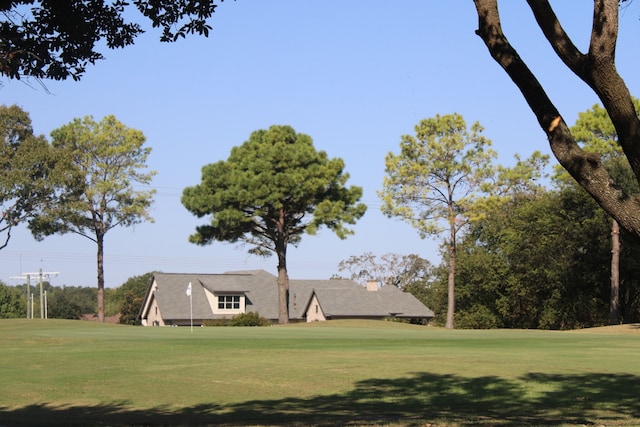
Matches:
[218,295,240,310]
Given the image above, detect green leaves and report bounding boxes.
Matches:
[29,115,157,242]
[1,1,224,81]
[453,185,626,329]
[182,124,367,254]
[0,105,57,250]
[379,113,496,239]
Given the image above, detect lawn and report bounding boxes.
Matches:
[0,319,639,426]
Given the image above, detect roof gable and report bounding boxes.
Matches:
[150,273,215,320]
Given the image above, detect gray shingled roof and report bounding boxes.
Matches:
[289,279,358,319]
[376,285,436,318]
[308,285,434,318]
[144,270,434,322]
[151,273,216,320]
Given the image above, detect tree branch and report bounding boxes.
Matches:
[526,0,586,71]
[473,0,640,237]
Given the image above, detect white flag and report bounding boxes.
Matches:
[186,282,192,297]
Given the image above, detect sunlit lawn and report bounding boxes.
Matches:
[0,319,639,426]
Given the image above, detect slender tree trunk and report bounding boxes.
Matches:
[610,219,621,325]
[446,226,456,329]
[276,265,289,325]
[97,233,105,322]
[276,251,289,325]
[275,210,289,324]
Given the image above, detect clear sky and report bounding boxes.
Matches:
[2,1,640,288]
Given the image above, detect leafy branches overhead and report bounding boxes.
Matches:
[0,0,226,81]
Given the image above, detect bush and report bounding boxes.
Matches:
[0,283,25,319]
[202,318,230,327]
[228,312,271,326]
[47,291,82,320]
[119,292,143,325]
[455,304,501,329]
[203,312,271,327]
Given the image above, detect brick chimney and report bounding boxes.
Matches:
[366,279,380,292]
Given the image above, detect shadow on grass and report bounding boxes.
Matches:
[2,372,639,426]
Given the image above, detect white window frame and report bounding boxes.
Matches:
[213,293,245,315]
[218,295,241,310]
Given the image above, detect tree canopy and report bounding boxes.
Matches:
[111,271,154,325]
[0,0,226,81]
[29,115,156,322]
[0,104,57,250]
[182,124,367,324]
[451,179,640,329]
[563,100,640,324]
[0,281,25,318]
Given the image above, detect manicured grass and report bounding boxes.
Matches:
[0,319,639,426]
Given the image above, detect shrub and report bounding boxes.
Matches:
[0,283,25,319]
[202,313,270,327]
[202,318,230,327]
[228,312,271,326]
[456,304,501,329]
[119,292,143,325]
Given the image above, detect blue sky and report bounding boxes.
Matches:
[2,1,640,288]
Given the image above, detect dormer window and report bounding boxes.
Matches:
[218,295,241,310]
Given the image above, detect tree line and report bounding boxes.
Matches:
[438,174,640,329]
[0,106,156,322]
[340,102,640,329]
[0,272,152,324]
[3,102,638,329]
[338,166,640,330]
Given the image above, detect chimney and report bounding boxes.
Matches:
[366,279,380,292]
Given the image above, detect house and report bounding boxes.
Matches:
[139,270,434,326]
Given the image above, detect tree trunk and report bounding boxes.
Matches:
[446,226,456,329]
[277,265,289,325]
[97,233,105,322]
[610,218,621,324]
[275,210,289,325]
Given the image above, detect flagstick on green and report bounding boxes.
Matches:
[186,282,193,333]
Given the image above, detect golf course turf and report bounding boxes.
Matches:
[0,319,639,426]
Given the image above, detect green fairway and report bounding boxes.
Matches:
[0,319,639,426]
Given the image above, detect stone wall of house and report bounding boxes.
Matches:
[305,294,326,322]
[144,296,165,326]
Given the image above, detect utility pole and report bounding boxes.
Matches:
[22,269,60,319]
